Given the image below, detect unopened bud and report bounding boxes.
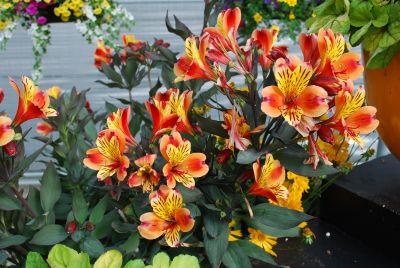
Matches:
[317,125,334,144]
[4,141,17,156]
[66,221,77,234]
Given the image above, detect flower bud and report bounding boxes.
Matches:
[4,141,17,156]
[317,125,334,144]
[85,100,93,113]
[66,221,77,234]
[13,133,22,141]
[86,222,95,232]
[0,88,4,104]
[217,149,231,164]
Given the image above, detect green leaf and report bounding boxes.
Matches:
[161,65,175,89]
[308,15,336,33]
[371,5,389,27]
[123,58,139,87]
[0,189,21,211]
[81,238,104,258]
[251,204,313,229]
[105,102,118,113]
[274,147,338,177]
[165,11,193,41]
[123,260,145,268]
[149,78,162,97]
[330,14,351,33]
[367,43,400,68]
[120,233,140,255]
[170,255,200,268]
[152,252,170,268]
[236,147,267,165]
[195,116,228,139]
[28,186,44,216]
[68,253,91,268]
[93,250,123,268]
[176,185,203,203]
[89,195,109,225]
[236,240,277,266]
[102,64,123,85]
[30,225,67,245]
[379,22,400,48]
[204,222,229,268]
[158,46,177,63]
[349,0,372,27]
[245,217,300,238]
[222,243,251,268]
[350,22,371,45]
[91,210,119,239]
[26,252,48,268]
[0,235,28,249]
[363,27,385,52]
[47,244,79,268]
[72,191,88,224]
[40,162,61,212]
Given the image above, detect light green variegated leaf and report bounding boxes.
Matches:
[93,250,123,268]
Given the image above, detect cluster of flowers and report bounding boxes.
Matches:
[0,0,134,81]
[225,0,321,41]
[175,7,378,169]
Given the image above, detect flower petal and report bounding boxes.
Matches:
[175,208,195,232]
[138,212,167,240]
[176,153,209,178]
[334,52,363,80]
[261,86,284,117]
[346,106,379,134]
[296,85,328,118]
[165,224,181,247]
[135,154,157,167]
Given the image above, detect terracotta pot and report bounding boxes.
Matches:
[363,49,400,159]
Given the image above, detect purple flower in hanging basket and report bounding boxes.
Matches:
[37,16,47,25]
[14,2,24,13]
[273,1,280,9]
[264,0,271,4]
[25,2,39,16]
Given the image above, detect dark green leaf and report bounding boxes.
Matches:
[111,221,137,234]
[40,162,61,212]
[251,203,313,229]
[91,210,119,239]
[350,22,371,45]
[176,185,203,203]
[236,147,267,165]
[274,147,338,177]
[195,116,228,139]
[120,233,140,255]
[26,252,48,268]
[204,225,229,268]
[0,235,28,249]
[89,195,109,225]
[245,217,300,238]
[102,64,123,85]
[96,80,124,89]
[203,211,228,238]
[165,11,193,41]
[27,186,43,216]
[0,190,21,211]
[161,64,175,89]
[124,58,139,87]
[30,224,67,245]
[105,101,118,113]
[81,237,105,258]
[222,243,251,268]
[149,78,162,97]
[72,191,88,224]
[379,22,400,48]
[237,240,277,266]
[158,46,177,63]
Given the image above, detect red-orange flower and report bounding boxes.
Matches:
[138,185,195,247]
[0,116,15,147]
[94,40,113,69]
[145,88,194,138]
[261,57,328,135]
[160,132,208,189]
[248,153,288,202]
[83,129,130,181]
[9,76,58,127]
[128,154,160,192]
[174,35,217,82]
[107,107,138,147]
[36,121,54,136]
[327,83,379,147]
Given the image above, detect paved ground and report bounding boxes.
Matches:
[0,0,387,175]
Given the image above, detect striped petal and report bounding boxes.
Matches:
[174,208,195,232]
[138,212,168,240]
[333,52,363,80]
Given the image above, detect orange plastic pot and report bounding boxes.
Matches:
[363,49,400,159]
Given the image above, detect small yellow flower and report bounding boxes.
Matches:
[312,11,317,18]
[93,7,103,15]
[228,220,242,242]
[46,86,62,100]
[253,12,263,23]
[248,228,277,257]
[192,104,211,116]
[317,133,350,166]
[285,0,297,7]
[103,0,110,9]
[289,11,295,20]
[3,3,11,9]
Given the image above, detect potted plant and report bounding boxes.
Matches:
[0,0,134,81]
[307,0,400,158]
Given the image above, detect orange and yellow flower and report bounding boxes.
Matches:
[261,57,328,134]
[138,185,195,247]
[145,88,194,138]
[252,27,285,70]
[9,76,58,127]
[94,40,113,69]
[174,35,217,83]
[107,107,138,147]
[248,228,277,257]
[160,132,208,189]
[327,82,379,147]
[0,115,15,147]
[248,153,288,202]
[122,34,140,46]
[222,108,263,151]
[46,86,61,100]
[36,121,54,136]
[128,154,160,192]
[83,129,130,181]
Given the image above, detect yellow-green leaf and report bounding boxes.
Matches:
[93,250,123,268]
